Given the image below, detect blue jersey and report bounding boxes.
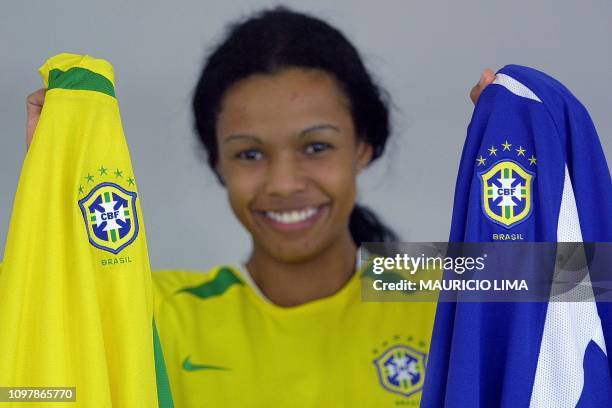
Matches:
[422,65,612,407]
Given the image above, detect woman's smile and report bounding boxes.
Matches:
[255,203,330,232]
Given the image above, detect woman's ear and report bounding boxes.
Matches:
[355,140,374,173]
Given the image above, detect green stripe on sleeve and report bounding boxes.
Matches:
[153,319,174,408]
[47,67,115,97]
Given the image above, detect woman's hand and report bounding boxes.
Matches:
[26,88,46,150]
[470,69,495,104]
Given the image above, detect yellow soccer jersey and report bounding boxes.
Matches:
[0,54,171,407]
[153,265,436,407]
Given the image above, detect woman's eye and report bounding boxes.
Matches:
[304,142,332,155]
[236,149,263,161]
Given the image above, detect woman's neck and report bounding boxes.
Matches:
[245,231,357,307]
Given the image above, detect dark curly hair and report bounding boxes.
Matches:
[192,6,398,244]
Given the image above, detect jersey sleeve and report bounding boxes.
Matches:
[0,54,172,407]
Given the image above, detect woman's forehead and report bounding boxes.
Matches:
[217,68,352,137]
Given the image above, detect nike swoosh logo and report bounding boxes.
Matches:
[182,356,229,372]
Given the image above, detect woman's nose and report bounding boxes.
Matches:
[264,154,307,197]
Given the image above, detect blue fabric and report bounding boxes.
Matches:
[421,65,612,407]
[576,340,612,407]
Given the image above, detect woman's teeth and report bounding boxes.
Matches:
[265,206,318,224]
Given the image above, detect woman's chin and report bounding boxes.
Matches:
[258,238,329,264]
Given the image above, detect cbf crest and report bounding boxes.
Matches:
[479,159,534,228]
[78,182,139,254]
[373,345,426,398]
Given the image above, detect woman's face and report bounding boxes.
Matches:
[216,68,372,263]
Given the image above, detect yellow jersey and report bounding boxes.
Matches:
[153,265,436,407]
[0,53,171,407]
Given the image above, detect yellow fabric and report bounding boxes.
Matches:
[153,266,437,407]
[38,53,116,88]
[0,54,160,407]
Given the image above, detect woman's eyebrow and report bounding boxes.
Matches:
[299,124,340,137]
[223,125,339,144]
[222,134,264,144]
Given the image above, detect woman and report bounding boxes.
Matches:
[25,7,494,407]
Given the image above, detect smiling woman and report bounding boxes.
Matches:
[190,7,401,309]
[216,68,368,262]
[148,7,439,406]
[215,68,377,305]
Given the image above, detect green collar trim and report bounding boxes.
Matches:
[48,67,115,97]
[177,267,243,300]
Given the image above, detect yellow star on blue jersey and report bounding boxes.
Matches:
[502,140,512,151]
[488,146,498,156]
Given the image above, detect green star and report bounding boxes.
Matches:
[127,176,135,186]
[502,140,512,151]
[488,145,498,156]
[114,168,123,178]
[516,146,526,156]
[85,174,94,183]
[78,185,84,194]
[528,155,537,166]
[476,155,486,166]
[98,165,108,176]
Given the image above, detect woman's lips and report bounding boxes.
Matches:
[255,204,329,232]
